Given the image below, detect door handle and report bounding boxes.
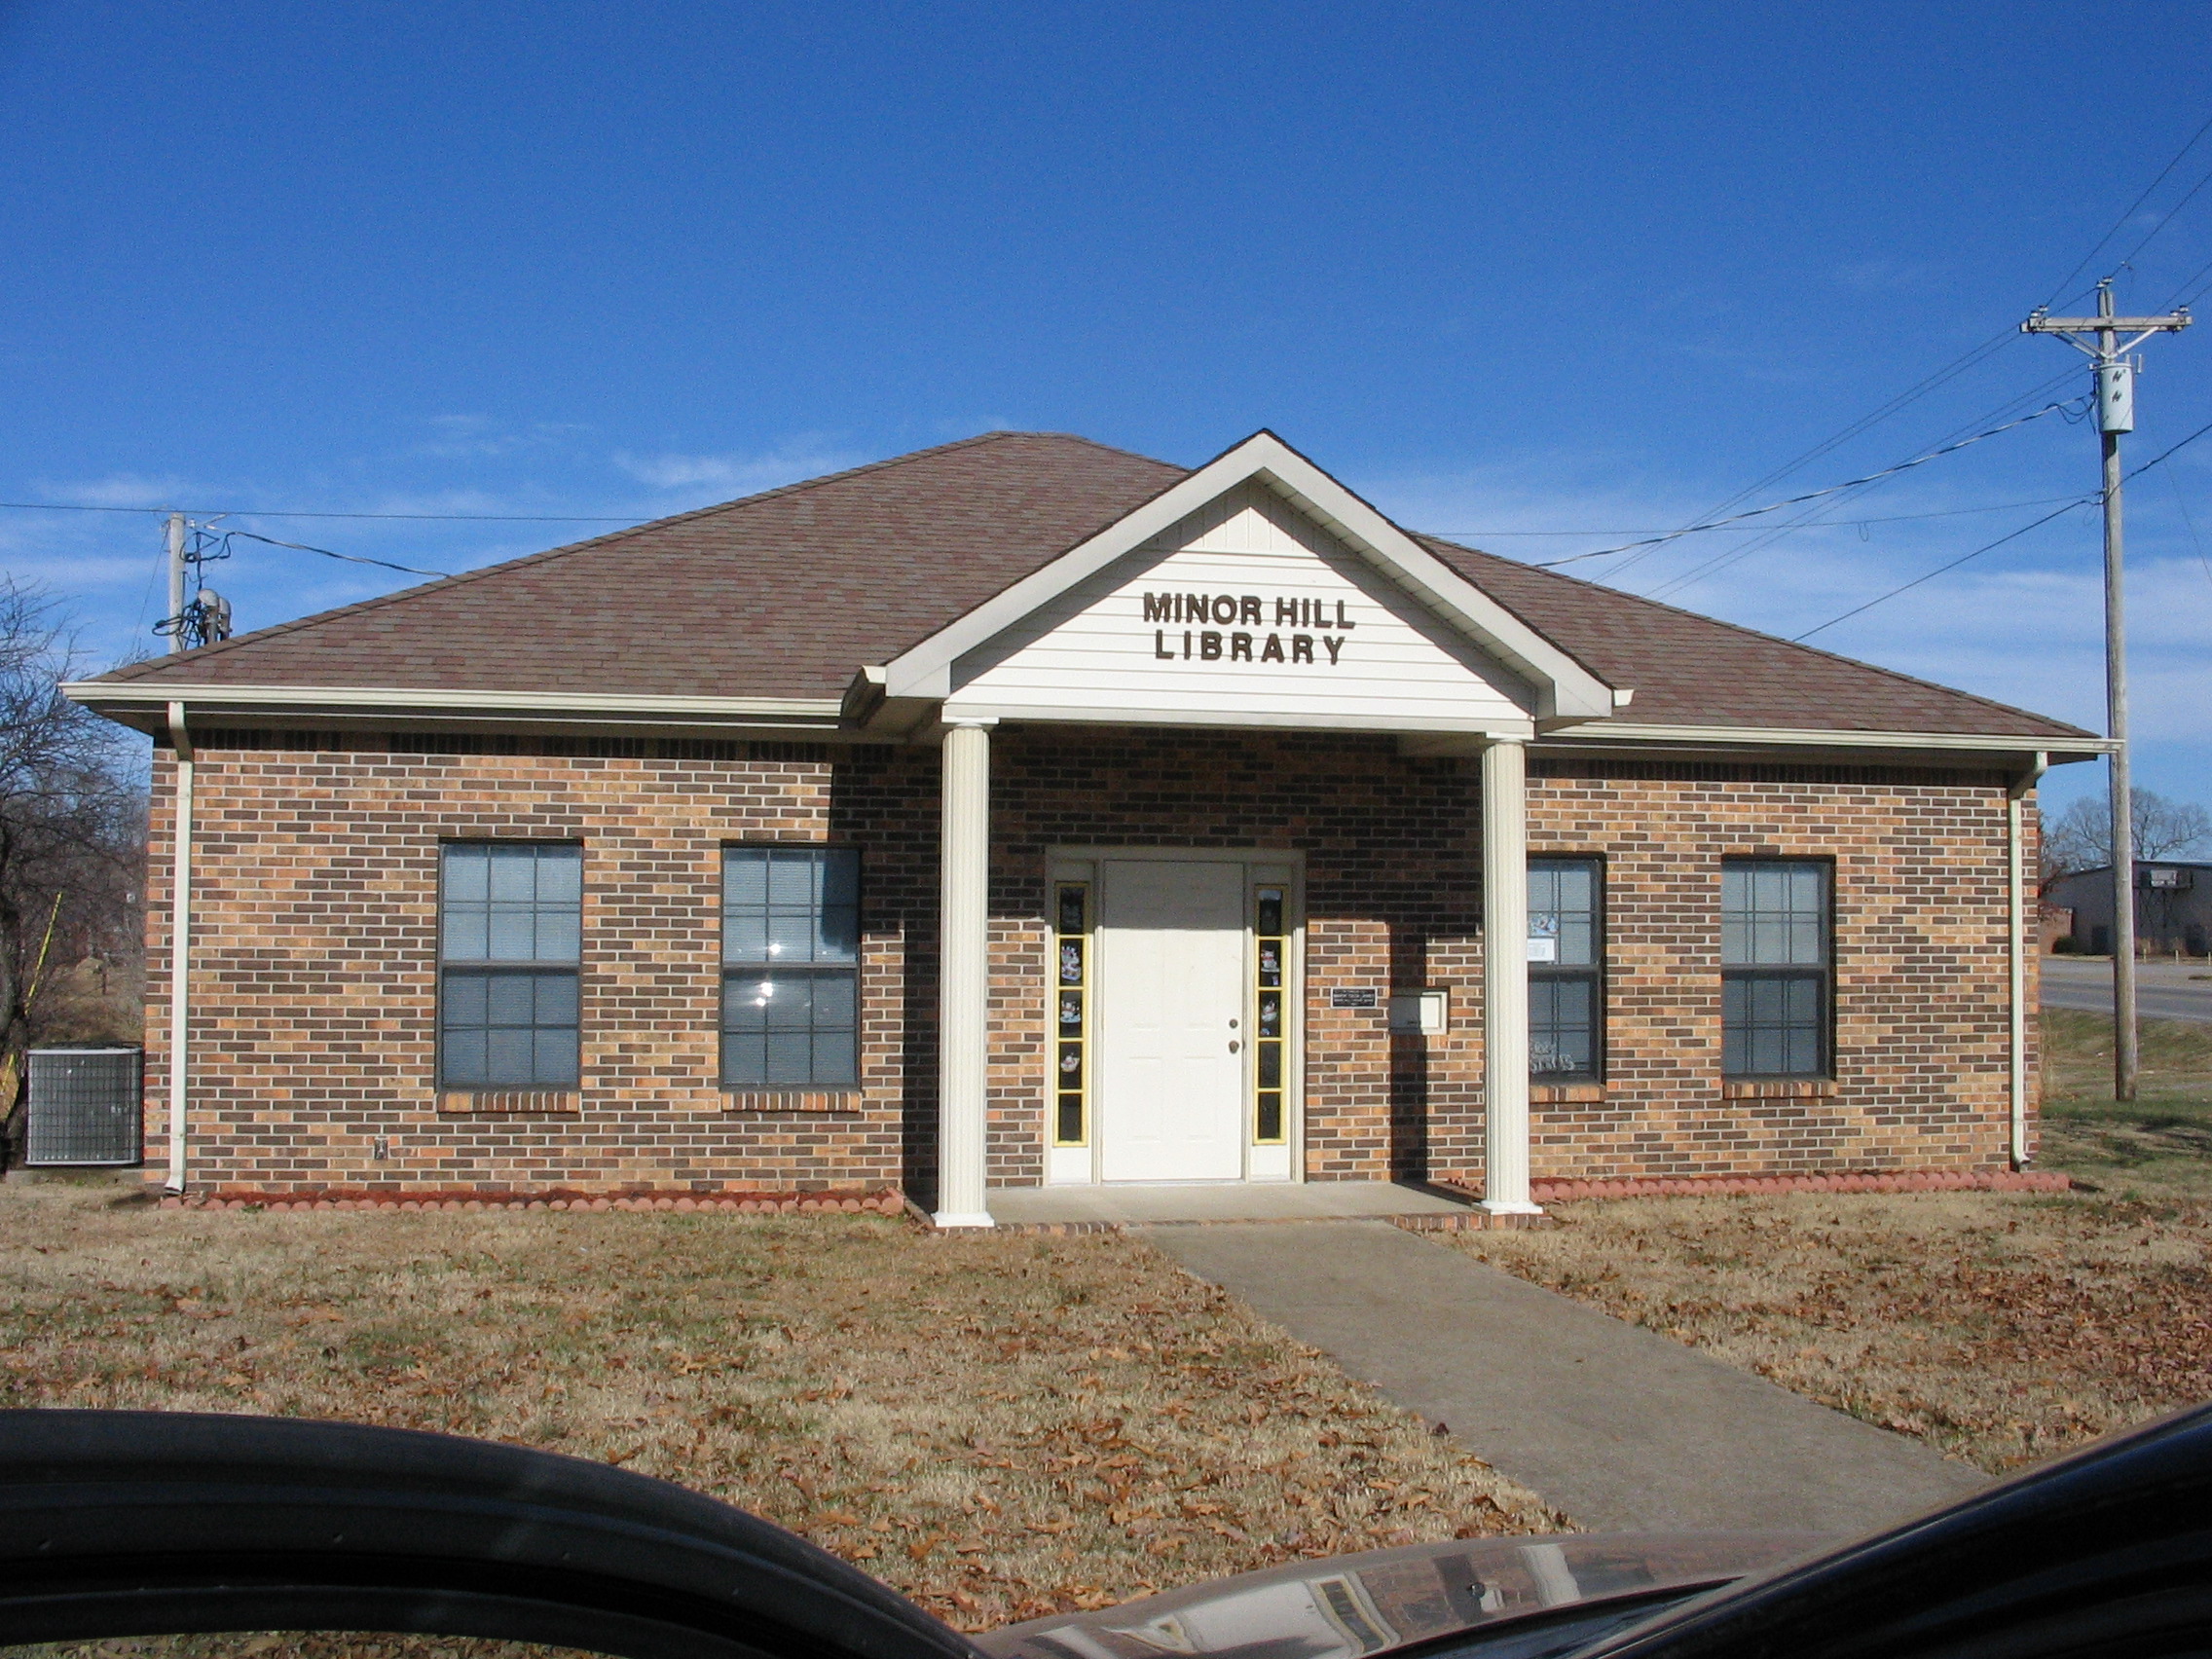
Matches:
[1228,1040,1241,1053]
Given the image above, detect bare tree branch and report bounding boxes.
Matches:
[0,577,147,1169]
[2040,788,2212,893]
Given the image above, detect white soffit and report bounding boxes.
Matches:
[61,681,844,723]
[881,431,1618,721]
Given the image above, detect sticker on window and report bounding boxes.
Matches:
[1529,912,1560,962]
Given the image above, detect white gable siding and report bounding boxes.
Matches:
[944,482,1534,732]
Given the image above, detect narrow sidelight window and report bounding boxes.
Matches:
[1721,860,1830,1077]
[439,843,582,1089]
[1052,881,1090,1145]
[1529,858,1603,1081]
[721,846,860,1088]
[1252,882,1290,1143]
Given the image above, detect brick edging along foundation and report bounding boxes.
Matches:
[154,1169,2075,1218]
[156,1188,906,1215]
[1508,1168,2074,1201]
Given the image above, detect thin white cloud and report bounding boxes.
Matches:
[1832,257,1947,293]
[611,437,868,498]
[28,471,196,508]
[410,415,594,461]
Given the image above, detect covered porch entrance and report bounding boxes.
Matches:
[858,432,1615,1228]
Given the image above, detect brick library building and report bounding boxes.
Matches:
[68,431,2103,1223]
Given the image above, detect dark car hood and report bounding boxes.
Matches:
[975,1533,1832,1659]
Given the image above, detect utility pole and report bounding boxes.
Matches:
[2023,280,2191,1101]
[165,512,187,654]
[157,513,235,650]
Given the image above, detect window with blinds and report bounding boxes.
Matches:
[1529,858,1603,1081]
[438,843,582,1089]
[721,847,861,1088]
[1721,860,1831,1078]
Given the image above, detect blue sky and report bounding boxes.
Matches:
[5,1,2209,818]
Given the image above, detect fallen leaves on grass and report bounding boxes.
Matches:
[1,1180,1561,1633]
[1454,1190,2212,1471]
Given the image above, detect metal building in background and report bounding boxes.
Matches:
[23,1049,144,1167]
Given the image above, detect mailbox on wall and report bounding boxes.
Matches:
[1388,988,1449,1036]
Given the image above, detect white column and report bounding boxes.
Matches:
[934,720,995,1228]
[1481,736,1542,1215]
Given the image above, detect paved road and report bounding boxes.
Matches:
[1142,1220,1985,1536]
[2042,957,2212,1024]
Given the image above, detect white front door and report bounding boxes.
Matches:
[1097,858,1247,1182]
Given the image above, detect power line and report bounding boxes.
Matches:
[1422,493,2088,538]
[1530,399,2082,571]
[2043,112,2212,306]
[217,528,449,578]
[0,500,650,523]
[2168,469,2212,591]
[1601,326,2026,585]
[1791,407,2212,641]
[2168,250,2212,309]
[1789,498,2095,642]
[2122,408,2212,479]
[1608,120,2212,592]
[2106,156,2212,279]
[1642,362,2088,602]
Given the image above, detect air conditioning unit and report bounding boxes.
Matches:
[23,1048,144,1167]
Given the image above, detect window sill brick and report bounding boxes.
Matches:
[722,1088,865,1114]
[1531,1083,1607,1104]
[1720,1078,1839,1099]
[439,1090,580,1115]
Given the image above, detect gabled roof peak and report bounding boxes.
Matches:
[881,428,1618,725]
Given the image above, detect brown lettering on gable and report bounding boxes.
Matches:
[1130,593,1353,670]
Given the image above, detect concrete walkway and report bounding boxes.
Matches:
[1143,1219,1987,1536]
[986,1180,1472,1226]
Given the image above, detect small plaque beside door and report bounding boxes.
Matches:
[1327,986,1382,1010]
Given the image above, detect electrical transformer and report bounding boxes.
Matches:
[2097,359,2135,434]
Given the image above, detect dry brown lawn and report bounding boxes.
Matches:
[1452,1188,2212,1474]
[0,1178,1559,1636]
[1447,1014,2212,1476]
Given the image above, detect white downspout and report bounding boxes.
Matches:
[166,701,193,1194]
[2009,752,2047,1170]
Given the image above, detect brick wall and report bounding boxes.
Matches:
[1495,758,2036,1186]
[140,731,2035,1198]
[143,742,942,1198]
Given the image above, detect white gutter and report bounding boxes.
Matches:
[62,682,843,722]
[2009,753,2049,1169]
[165,701,193,1195]
[1539,721,2114,756]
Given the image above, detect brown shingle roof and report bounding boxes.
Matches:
[1415,536,2089,739]
[101,432,1186,702]
[97,430,2091,741]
